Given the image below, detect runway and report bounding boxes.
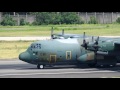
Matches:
[0,37,50,41]
[0,59,120,78]
[0,36,119,41]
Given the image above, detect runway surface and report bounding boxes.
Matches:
[0,59,120,78]
[0,36,120,41]
[0,37,50,41]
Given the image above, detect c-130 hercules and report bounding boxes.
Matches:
[19,28,120,69]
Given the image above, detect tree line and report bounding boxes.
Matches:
[1,12,120,26]
[0,12,84,26]
[32,12,84,25]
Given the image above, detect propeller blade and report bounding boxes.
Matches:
[83,32,85,44]
[81,32,88,49]
[83,32,86,43]
[92,36,94,42]
[94,36,99,45]
[83,32,85,40]
[96,36,99,41]
[51,27,54,39]
[62,29,64,36]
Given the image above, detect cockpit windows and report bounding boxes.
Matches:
[31,44,41,49]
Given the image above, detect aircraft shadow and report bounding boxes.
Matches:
[1,63,120,72]
[17,64,120,72]
[17,64,88,70]
[95,65,120,72]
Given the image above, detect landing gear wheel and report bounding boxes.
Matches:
[40,65,44,69]
[109,64,116,67]
[37,64,44,69]
[95,64,103,68]
[97,64,116,68]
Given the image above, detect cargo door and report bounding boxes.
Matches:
[50,55,56,63]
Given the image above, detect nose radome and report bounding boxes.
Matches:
[19,52,30,61]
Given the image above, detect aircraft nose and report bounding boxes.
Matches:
[19,52,30,61]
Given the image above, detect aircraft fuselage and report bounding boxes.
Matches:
[19,39,95,66]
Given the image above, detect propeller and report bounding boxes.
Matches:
[95,36,99,45]
[81,32,100,51]
[92,36,94,42]
[51,27,66,39]
[62,29,64,36]
[81,32,88,49]
[51,27,54,39]
[92,36,99,51]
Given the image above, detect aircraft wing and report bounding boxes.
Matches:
[52,33,92,39]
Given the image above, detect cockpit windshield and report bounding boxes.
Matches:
[31,43,41,49]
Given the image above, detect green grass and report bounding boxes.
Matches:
[1,24,120,59]
[0,41,33,59]
[0,24,120,36]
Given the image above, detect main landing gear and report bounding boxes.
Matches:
[98,63,116,68]
[88,63,96,67]
[37,64,44,69]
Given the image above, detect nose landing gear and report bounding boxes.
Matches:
[37,64,44,69]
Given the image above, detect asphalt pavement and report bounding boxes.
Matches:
[0,59,120,78]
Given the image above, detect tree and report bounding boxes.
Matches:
[60,12,80,24]
[34,12,51,25]
[116,17,120,23]
[31,12,81,25]
[88,16,98,24]
[1,14,16,26]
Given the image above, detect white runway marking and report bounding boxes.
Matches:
[0,37,50,41]
[0,60,120,78]
[0,70,116,77]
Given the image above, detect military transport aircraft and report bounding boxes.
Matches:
[19,32,120,69]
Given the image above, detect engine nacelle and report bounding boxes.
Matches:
[77,52,95,62]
